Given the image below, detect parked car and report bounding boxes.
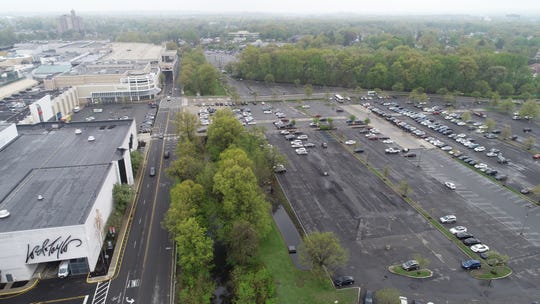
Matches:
[273,164,286,173]
[321,142,328,148]
[333,276,355,287]
[385,147,400,154]
[364,290,374,304]
[449,226,467,235]
[353,148,365,153]
[439,215,457,224]
[461,259,482,270]
[403,153,417,158]
[445,182,456,190]
[470,244,489,253]
[455,232,474,240]
[463,238,482,246]
[149,167,156,177]
[345,140,357,145]
[401,260,420,271]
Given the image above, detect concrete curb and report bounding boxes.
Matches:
[388,265,433,279]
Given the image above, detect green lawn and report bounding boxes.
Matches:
[389,265,432,278]
[259,222,358,304]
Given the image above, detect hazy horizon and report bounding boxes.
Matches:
[2,0,539,16]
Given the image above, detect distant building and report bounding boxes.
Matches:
[228,31,260,42]
[57,10,84,35]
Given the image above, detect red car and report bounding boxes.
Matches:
[533,154,540,160]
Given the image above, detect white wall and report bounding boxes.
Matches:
[0,123,18,150]
[28,95,54,123]
[83,165,118,271]
[0,225,88,282]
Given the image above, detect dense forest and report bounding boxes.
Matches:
[230,43,538,97]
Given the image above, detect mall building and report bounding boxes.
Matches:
[0,119,138,282]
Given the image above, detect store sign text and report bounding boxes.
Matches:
[26,235,82,263]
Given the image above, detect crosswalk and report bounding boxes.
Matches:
[91,280,110,304]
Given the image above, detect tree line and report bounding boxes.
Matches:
[230,44,540,98]
[178,48,223,96]
[163,109,285,303]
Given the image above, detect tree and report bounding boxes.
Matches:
[444,93,456,107]
[501,124,512,140]
[484,250,509,267]
[206,109,245,160]
[485,118,496,132]
[531,184,540,200]
[349,114,356,122]
[130,151,143,175]
[298,231,348,275]
[174,111,201,142]
[232,266,275,304]
[304,84,313,99]
[519,100,540,120]
[112,183,134,213]
[175,218,214,303]
[523,136,536,150]
[461,111,472,122]
[226,220,260,266]
[364,117,371,125]
[166,141,205,181]
[264,73,275,83]
[499,99,515,114]
[213,148,272,240]
[412,253,431,270]
[375,288,401,304]
[327,117,334,129]
[164,180,206,235]
[398,180,411,197]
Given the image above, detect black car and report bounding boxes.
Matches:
[333,276,355,287]
[353,148,365,153]
[403,153,417,158]
[463,238,482,246]
[455,232,474,240]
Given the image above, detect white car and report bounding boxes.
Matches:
[474,163,487,169]
[474,146,486,152]
[445,182,456,190]
[297,135,308,140]
[486,151,498,157]
[295,148,308,155]
[470,244,489,253]
[440,215,457,223]
[290,140,303,145]
[345,140,357,145]
[303,142,316,148]
[441,146,453,151]
[291,143,304,148]
[385,147,400,154]
[382,139,394,144]
[263,110,273,114]
[280,130,290,135]
[449,226,467,235]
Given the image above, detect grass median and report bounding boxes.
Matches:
[259,222,358,304]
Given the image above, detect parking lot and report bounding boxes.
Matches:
[246,94,540,303]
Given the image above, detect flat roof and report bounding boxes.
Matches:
[0,78,39,99]
[0,120,134,233]
[101,43,163,62]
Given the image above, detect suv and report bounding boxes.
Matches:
[149,167,156,177]
[461,259,482,270]
[402,260,419,271]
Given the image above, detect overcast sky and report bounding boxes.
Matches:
[3,0,540,15]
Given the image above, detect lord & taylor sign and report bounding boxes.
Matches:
[26,235,83,263]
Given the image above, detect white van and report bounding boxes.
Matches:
[58,260,70,278]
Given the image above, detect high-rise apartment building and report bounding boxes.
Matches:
[57,10,84,35]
